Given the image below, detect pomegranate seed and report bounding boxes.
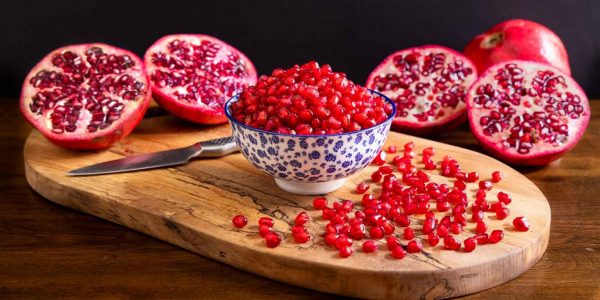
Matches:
[436,201,450,212]
[372,151,386,165]
[386,236,401,250]
[472,210,484,222]
[258,217,274,227]
[479,180,493,191]
[382,221,395,235]
[455,172,466,181]
[475,233,489,244]
[371,171,383,183]
[324,232,338,246]
[395,214,410,227]
[232,215,248,228]
[406,240,423,253]
[466,172,479,183]
[259,225,272,237]
[391,246,406,259]
[497,192,512,204]
[425,211,435,219]
[454,180,466,190]
[450,222,463,234]
[464,237,477,252]
[404,142,415,152]
[294,212,309,226]
[335,236,352,249]
[496,207,510,220]
[355,210,366,220]
[369,226,385,239]
[291,225,305,235]
[489,230,504,243]
[264,232,281,248]
[356,181,370,194]
[428,232,440,246]
[313,197,328,210]
[444,235,461,250]
[362,240,378,253]
[387,145,397,153]
[379,165,394,174]
[423,147,435,156]
[513,216,531,231]
[475,189,486,200]
[293,231,310,243]
[422,218,437,234]
[475,220,487,234]
[322,208,336,220]
[403,227,415,240]
[437,224,449,238]
[338,245,354,258]
[492,171,504,183]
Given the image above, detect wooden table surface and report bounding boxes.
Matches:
[1,98,599,299]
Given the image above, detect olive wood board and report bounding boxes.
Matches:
[24,115,550,299]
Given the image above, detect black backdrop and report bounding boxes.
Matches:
[1,0,599,98]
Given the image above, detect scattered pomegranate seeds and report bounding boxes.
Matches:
[240,140,530,260]
[232,215,248,228]
[295,212,310,226]
[265,232,282,248]
[489,230,504,243]
[513,217,531,231]
[362,240,378,253]
[464,237,477,252]
[492,171,503,183]
[407,240,423,253]
[387,145,397,153]
[230,61,392,134]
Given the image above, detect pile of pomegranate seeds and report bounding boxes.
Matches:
[230,61,393,134]
[232,141,531,258]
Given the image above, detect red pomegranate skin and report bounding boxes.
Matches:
[464,19,571,75]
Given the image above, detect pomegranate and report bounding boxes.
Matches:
[20,43,151,150]
[365,45,477,135]
[464,19,571,75]
[230,61,393,134]
[144,34,257,124]
[466,60,590,165]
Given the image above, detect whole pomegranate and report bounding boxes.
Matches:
[466,60,589,165]
[464,19,571,75]
[366,45,477,135]
[230,61,393,134]
[20,43,151,150]
[144,34,257,124]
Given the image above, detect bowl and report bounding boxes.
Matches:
[224,90,396,195]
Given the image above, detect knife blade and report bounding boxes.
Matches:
[68,136,238,176]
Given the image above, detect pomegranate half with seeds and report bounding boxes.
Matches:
[366,45,478,135]
[144,34,257,124]
[20,43,151,150]
[466,60,590,165]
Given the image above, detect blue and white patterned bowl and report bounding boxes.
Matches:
[224,90,396,195]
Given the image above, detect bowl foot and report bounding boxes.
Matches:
[274,178,346,195]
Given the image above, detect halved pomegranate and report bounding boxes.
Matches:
[144,34,257,124]
[20,43,151,150]
[466,60,590,165]
[366,45,477,135]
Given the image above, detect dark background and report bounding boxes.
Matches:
[1,0,598,99]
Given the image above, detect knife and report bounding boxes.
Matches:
[68,136,239,176]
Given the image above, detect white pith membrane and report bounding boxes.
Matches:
[468,62,588,157]
[366,48,476,126]
[22,45,147,136]
[145,36,255,111]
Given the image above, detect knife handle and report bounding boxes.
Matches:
[192,136,239,158]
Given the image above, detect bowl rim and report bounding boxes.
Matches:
[224,89,397,138]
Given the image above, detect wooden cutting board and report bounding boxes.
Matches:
[24,116,550,299]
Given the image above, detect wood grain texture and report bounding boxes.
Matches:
[1,99,599,299]
[23,109,549,299]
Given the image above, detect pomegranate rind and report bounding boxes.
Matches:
[464,19,571,76]
[20,43,151,150]
[366,45,477,136]
[466,60,590,165]
[144,34,257,124]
